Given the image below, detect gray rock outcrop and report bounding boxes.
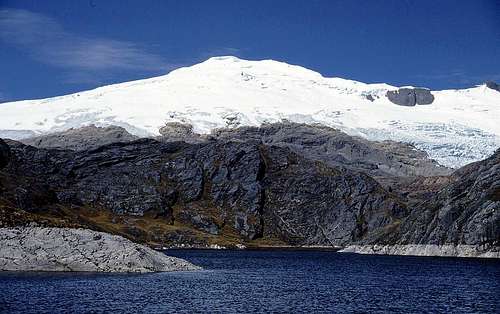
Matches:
[364,94,375,102]
[386,88,434,106]
[15,122,449,178]
[21,125,138,151]
[157,122,207,144]
[211,122,450,177]
[0,227,201,272]
[340,244,499,258]
[159,122,196,138]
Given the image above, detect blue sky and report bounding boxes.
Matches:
[0,0,499,102]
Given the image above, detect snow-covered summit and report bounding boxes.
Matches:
[1,56,499,168]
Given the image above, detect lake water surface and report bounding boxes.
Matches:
[1,250,499,313]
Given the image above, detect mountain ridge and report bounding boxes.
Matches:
[1,56,499,168]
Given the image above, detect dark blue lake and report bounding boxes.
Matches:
[1,250,499,313]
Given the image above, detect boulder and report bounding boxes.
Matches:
[364,94,375,102]
[386,88,434,106]
[387,88,416,106]
[159,122,194,138]
[414,88,435,105]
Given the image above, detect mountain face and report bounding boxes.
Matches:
[1,123,498,256]
[343,148,500,257]
[211,123,451,178]
[1,56,499,168]
[1,127,407,246]
[397,150,499,247]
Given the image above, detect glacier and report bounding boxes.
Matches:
[0,56,499,168]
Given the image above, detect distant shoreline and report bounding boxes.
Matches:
[160,245,343,252]
[158,245,500,259]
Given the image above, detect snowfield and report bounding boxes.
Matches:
[1,56,499,168]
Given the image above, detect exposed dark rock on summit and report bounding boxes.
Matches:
[386,88,434,106]
[485,81,500,92]
[363,94,376,102]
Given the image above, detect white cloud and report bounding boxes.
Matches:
[199,47,243,59]
[0,8,171,74]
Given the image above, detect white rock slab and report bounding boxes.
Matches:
[0,227,201,272]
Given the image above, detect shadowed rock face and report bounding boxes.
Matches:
[386,88,434,106]
[1,135,405,245]
[260,145,406,245]
[21,125,138,151]
[0,139,9,169]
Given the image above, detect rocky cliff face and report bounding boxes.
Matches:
[260,144,406,246]
[211,123,450,177]
[353,149,500,257]
[399,149,499,247]
[1,136,405,247]
[1,123,498,256]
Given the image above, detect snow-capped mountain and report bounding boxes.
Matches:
[1,56,499,168]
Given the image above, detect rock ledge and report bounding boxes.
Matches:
[0,227,201,272]
[340,244,499,258]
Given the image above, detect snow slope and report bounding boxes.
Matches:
[1,56,499,168]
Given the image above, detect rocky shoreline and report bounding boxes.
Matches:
[155,242,498,258]
[340,245,500,259]
[0,227,201,272]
